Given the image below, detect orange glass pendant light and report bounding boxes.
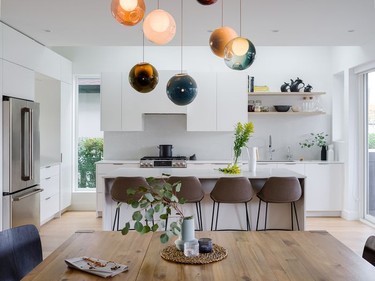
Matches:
[209,26,238,58]
[111,0,146,26]
[129,62,159,93]
[197,0,218,5]
[143,9,176,45]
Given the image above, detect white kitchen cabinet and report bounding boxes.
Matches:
[60,57,73,84]
[217,72,248,131]
[3,60,35,100]
[60,82,73,210]
[40,164,60,225]
[100,72,122,131]
[187,72,216,131]
[304,163,344,215]
[277,163,305,174]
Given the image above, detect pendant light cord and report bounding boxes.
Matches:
[158,0,160,9]
[221,0,224,26]
[239,0,242,36]
[142,30,145,62]
[181,0,183,73]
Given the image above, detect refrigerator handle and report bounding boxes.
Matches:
[21,107,33,181]
[13,188,43,201]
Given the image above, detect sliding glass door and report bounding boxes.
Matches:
[366,71,375,223]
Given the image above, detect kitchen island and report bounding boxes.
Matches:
[101,168,306,231]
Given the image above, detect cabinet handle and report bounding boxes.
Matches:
[45,166,51,168]
[113,163,124,166]
[318,163,329,165]
[45,177,51,180]
[45,196,51,200]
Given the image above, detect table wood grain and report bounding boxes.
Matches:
[23,231,375,281]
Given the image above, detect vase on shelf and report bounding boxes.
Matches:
[321,145,327,161]
[174,216,196,251]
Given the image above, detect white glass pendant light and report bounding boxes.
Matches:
[143,9,176,45]
[209,0,238,58]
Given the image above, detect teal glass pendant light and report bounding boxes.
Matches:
[129,62,159,93]
[197,0,218,5]
[166,74,197,106]
[224,0,256,70]
[166,0,198,106]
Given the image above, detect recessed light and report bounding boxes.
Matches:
[271,29,279,33]
[347,29,355,33]
[43,29,51,33]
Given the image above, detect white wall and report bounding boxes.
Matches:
[54,46,334,161]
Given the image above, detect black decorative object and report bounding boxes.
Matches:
[304,84,313,92]
[280,82,290,92]
[321,145,327,161]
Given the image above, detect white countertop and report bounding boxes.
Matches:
[103,167,306,179]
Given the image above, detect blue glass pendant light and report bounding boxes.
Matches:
[166,0,198,106]
[166,74,197,105]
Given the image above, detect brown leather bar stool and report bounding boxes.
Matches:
[167,176,205,231]
[210,177,254,231]
[111,177,149,231]
[256,177,302,231]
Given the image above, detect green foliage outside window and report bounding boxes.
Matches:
[369,133,375,149]
[78,138,103,188]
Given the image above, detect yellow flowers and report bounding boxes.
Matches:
[219,163,241,174]
[233,122,254,164]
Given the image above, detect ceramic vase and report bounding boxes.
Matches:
[247,147,257,172]
[174,216,197,251]
[321,146,327,161]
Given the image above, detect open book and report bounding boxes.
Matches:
[65,256,128,278]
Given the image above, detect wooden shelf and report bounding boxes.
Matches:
[248,111,325,116]
[248,92,325,96]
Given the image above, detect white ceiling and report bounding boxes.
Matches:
[1,0,375,47]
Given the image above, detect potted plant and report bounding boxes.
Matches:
[299,132,328,160]
[219,122,254,174]
[121,176,194,248]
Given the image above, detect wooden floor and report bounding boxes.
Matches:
[40,211,375,259]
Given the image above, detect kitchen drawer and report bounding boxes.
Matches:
[96,163,128,174]
[41,164,60,178]
[40,193,59,224]
[41,174,60,198]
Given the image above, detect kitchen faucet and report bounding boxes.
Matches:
[286,146,293,161]
[268,135,275,160]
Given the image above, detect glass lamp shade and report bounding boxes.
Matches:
[166,74,198,106]
[143,9,176,45]
[224,37,256,70]
[111,0,145,26]
[129,62,159,93]
[209,26,238,58]
[197,0,218,5]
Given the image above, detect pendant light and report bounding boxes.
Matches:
[166,0,198,106]
[209,0,238,58]
[224,0,256,70]
[111,0,145,26]
[143,1,176,45]
[129,31,159,93]
[197,0,218,5]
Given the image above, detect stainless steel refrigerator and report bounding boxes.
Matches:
[2,96,42,230]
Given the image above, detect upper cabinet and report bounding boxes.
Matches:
[3,60,35,100]
[101,72,122,131]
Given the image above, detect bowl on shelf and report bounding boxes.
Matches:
[274,105,291,112]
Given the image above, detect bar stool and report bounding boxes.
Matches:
[167,176,205,231]
[110,177,149,231]
[256,177,302,231]
[210,177,254,231]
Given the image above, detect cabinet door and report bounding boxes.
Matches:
[187,72,216,131]
[101,72,122,131]
[277,163,305,175]
[305,163,343,212]
[60,82,73,210]
[217,72,248,131]
[3,60,35,100]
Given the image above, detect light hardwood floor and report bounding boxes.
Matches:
[40,212,375,259]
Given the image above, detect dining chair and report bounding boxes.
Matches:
[110,176,149,231]
[0,224,43,281]
[362,235,375,266]
[210,177,254,231]
[256,176,302,231]
[167,176,205,231]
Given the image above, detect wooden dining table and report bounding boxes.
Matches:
[23,230,375,281]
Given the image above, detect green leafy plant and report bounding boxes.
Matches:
[121,176,188,244]
[299,132,328,148]
[78,137,103,188]
[219,122,254,174]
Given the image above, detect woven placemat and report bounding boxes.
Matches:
[160,244,228,264]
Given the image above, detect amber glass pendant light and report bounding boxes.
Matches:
[197,0,218,5]
[167,0,198,106]
[143,1,176,45]
[209,0,238,58]
[224,0,256,70]
[129,32,159,93]
[111,0,145,26]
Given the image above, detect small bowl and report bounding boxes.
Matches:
[292,106,301,112]
[274,105,291,112]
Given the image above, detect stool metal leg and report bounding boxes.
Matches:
[113,207,119,231]
[256,200,262,231]
[293,202,300,231]
[290,203,294,231]
[215,203,220,230]
[264,202,269,231]
[211,201,216,231]
[197,202,203,231]
[195,202,203,231]
[245,202,250,231]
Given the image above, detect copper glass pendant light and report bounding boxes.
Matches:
[166,0,198,106]
[197,0,218,5]
[224,0,256,70]
[111,0,145,26]
[129,32,159,93]
[143,1,176,45]
[209,0,238,58]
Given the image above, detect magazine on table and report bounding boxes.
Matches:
[65,256,128,278]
